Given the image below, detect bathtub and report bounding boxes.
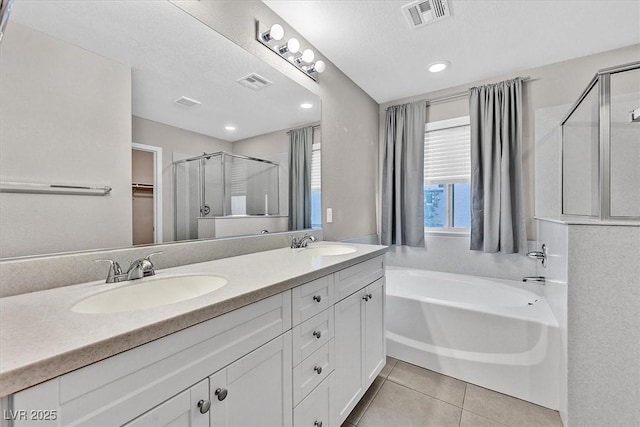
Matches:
[386,266,559,410]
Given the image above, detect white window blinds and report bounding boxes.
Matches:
[311,143,321,191]
[424,117,470,184]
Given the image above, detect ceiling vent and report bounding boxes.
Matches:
[174,96,201,107]
[402,0,451,29]
[236,73,273,91]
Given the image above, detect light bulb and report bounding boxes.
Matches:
[301,49,314,63]
[314,60,326,73]
[279,37,300,55]
[287,38,300,54]
[269,24,284,41]
[225,125,236,131]
[300,103,313,109]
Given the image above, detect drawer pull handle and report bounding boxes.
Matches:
[215,387,228,401]
[197,399,211,414]
[312,295,322,303]
[314,421,323,427]
[363,293,372,302]
[313,330,322,339]
[314,365,323,375]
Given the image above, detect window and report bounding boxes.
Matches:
[424,116,471,232]
[310,142,321,228]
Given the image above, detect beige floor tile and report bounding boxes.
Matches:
[460,410,509,427]
[379,356,398,379]
[463,384,563,427]
[345,376,385,425]
[358,380,461,427]
[387,361,466,407]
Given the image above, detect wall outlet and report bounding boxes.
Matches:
[326,208,333,223]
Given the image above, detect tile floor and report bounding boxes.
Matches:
[342,357,563,427]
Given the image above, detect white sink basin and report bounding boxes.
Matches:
[72,275,227,314]
[301,245,357,256]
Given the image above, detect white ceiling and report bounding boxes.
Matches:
[9,0,320,142]
[263,0,640,103]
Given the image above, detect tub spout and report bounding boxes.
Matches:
[523,276,545,284]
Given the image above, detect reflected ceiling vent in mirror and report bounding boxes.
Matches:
[402,0,451,29]
[255,20,326,81]
[236,73,273,91]
[174,96,201,107]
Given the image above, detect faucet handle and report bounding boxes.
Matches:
[94,259,123,283]
[142,251,163,276]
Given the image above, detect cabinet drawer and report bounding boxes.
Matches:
[293,339,334,405]
[292,275,334,325]
[293,374,333,427]
[292,307,334,366]
[334,256,384,302]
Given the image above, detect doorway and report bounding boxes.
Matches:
[132,143,163,245]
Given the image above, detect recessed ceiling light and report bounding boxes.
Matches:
[428,61,450,73]
[225,125,236,131]
[300,103,313,109]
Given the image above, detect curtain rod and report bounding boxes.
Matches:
[385,76,534,110]
[286,124,320,134]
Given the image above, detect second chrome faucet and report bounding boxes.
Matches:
[95,252,163,283]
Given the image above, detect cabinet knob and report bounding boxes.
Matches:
[314,421,323,427]
[197,399,211,414]
[313,330,322,339]
[314,365,323,375]
[312,295,322,303]
[215,387,228,401]
[362,294,370,302]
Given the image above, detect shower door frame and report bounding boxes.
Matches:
[559,61,640,222]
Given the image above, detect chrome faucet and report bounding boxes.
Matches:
[291,234,317,249]
[527,243,548,267]
[95,252,163,283]
[522,276,546,284]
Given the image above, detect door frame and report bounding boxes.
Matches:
[132,142,163,244]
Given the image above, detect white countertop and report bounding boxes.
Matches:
[0,242,387,397]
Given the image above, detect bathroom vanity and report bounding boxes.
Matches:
[0,243,386,427]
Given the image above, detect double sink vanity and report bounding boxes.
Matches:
[0,242,387,427]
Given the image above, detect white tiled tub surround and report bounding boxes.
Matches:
[385,266,559,410]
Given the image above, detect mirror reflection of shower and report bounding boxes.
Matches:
[173,152,282,241]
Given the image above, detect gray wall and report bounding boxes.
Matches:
[0,22,132,258]
[172,1,380,242]
[380,44,640,280]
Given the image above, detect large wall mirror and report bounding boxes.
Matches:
[0,0,321,259]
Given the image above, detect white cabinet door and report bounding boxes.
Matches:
[333,289,364,424]
[124,379,209,427]
[210,333,292,427]
[364,278,385,387]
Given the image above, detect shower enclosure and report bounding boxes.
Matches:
[173,152,280,240]
[561,61,640,221]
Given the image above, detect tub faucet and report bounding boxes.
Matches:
[291,234,317,248]
[522,276,545,284]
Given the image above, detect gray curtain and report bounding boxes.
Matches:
[469,78,526,253]
[381,101,426,247]
[288,126,313,230]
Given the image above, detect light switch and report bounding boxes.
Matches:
[326,208,333,223]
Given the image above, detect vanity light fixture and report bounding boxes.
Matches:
[256,20,325,81]
[300,103,313,109]
[428,60,450,73]
[225,125,236,131]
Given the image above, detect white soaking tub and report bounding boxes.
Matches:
[386,266,559,409]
